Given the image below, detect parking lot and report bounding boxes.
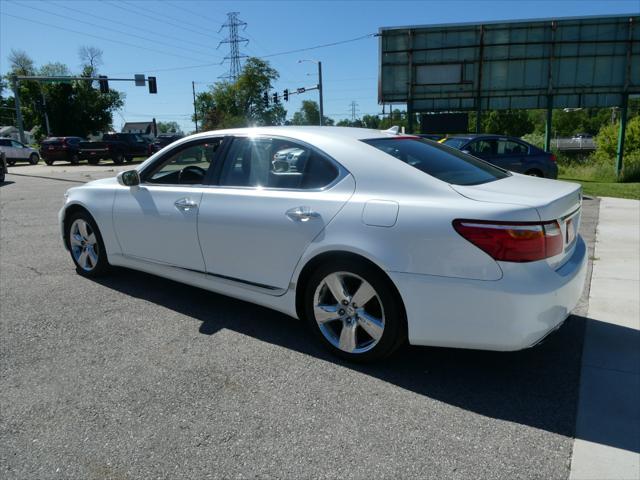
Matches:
[1,164,600,479]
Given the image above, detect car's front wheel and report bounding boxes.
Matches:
[66,211,109,277]
[29,153,39,165]
[70,153,80,165]
[303,259,406,362]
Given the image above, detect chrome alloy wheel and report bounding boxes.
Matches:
[69,219,99,271]
[313,272,385,354]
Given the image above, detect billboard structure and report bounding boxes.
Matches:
[379,15,639,173]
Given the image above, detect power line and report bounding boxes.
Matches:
[0,11,206,64]
[262,33,375,58]
[102,0,218,41]
[217,12,249,81]
[8,0,216,60]
[109,33,375,76]
[47,0,223,54]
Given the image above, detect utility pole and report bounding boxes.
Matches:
[318,61,324,126]
[41,91,51,137]
[192,81,199,132]
[11,75,26,144]
[218,12,248,81]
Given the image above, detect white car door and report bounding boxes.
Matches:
[197,135,355,291]
[112,137,225,271]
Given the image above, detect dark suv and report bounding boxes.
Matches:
[40,137,84,165]
[441,134,557,179]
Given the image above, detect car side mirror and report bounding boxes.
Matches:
[461,149,471,155]
[117,170,140,187]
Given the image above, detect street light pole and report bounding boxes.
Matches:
[11,75,26,144]
[299,59,324,126]
[192,81,199,133]
[317,61,323,126]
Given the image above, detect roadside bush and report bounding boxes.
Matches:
[594,116,640,182]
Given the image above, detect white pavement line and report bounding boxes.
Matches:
[570,197,640,480]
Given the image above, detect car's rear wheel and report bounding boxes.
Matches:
[302,259,406,362]
[6,158,16,166]
[66,212,109,277]
[112,152,124,164]
[88,157,100,165]
[525,169,543,177]
[29,153,39,165]
[44,158,54,166]
[70,153,80,165]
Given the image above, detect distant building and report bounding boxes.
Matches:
[122,121,157,137]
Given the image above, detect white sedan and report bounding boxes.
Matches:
[59,127,587,361]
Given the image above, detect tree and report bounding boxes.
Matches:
[290,100,334,126]
[480,110,534,137]
[4,48,124,137]
[194,57,286,130]
[78,46,103,73]
[157,121,182,134]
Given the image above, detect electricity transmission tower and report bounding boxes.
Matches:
[349,101,359,122]
[217,12,249,81]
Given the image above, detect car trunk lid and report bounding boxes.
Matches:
[451,174,582,269]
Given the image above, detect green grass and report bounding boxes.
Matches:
[558,176,640,199]
[557,163,640,199]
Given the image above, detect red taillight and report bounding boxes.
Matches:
[550,153,557,163]
[453,219,563,262]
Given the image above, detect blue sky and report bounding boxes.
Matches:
[1,0,638,133]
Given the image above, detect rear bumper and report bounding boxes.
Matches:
[390,235,588,351]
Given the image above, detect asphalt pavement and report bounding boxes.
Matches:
[1,163,599,479]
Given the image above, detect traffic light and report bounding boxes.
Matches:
[263,91,269,106]
[98,75,109,93]
[283,89,289,102]
[148,76,157,94]
[272,92,279,104]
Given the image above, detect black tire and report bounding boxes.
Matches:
[44,159,54,166]
[525,169,543,178]
[302,258,406,362]
[0,171,5,183]
[88,157,100,165]
[112,152,124,164]
[125,155,133,163]
[7,158,16,166]
[29,153,39,165]
[70,153,80,165]
[65,210,110,277]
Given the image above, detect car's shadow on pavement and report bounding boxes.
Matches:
[91,267,639,455]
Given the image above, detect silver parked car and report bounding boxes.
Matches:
[0,138,40,165]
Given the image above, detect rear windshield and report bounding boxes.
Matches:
[363,137,509,186]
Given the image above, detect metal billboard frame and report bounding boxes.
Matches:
[379,15,639,174]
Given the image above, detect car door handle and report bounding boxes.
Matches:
[286,206,319,222]
[174,198,198,211]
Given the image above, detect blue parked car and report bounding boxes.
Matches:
[441,134,558,179]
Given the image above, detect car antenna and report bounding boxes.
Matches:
[383,126,400,135]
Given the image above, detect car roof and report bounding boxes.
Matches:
[444,134,523,141]
[190,126,402,142]
[138,126,456,196]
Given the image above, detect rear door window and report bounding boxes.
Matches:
[219,137,339,190]
[363,137,509,186]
